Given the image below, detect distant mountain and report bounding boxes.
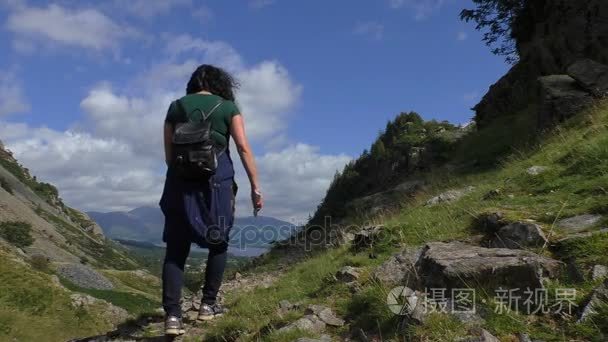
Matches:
[88,206,298,248]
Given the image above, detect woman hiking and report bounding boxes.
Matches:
[160,64,263,336]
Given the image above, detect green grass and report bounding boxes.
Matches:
[59,276,160,315]
[0,250,112,341]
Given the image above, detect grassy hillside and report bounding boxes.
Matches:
[200,101,608,341]
[0,145,165,341]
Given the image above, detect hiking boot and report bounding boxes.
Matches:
[165,316,185,336]
[198,303,226,321]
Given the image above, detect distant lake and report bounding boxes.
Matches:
[228,246,268,257]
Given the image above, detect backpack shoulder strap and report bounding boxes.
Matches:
[202,100,224,121]
[176,98,224,123]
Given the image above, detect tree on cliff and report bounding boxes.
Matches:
[460,0,537,64]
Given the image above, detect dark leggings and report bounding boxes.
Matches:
[162,238,228,317]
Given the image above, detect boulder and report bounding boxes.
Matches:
[279,315,326,334]
[578,278,608,322]
[592,265,608,281]
[567,59,608,97]
[556,214,602,233]
[279,300,299,311]
[425,186,475,206]
[335,266,360,283]
[417,242,562,291]
[352,225,385,250]
[304,305,345,327]
[489,222,548,249]
[537,75,594,128]
[373,248,422,288]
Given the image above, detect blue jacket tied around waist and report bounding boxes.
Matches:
[160,151,236,249]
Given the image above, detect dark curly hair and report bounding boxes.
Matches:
[186,64,239,101]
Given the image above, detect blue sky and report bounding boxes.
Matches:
[0,0,509,221]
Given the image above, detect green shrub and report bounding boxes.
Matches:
[0,177,11,194]
[0,221,34,248]
[30,255,51,273]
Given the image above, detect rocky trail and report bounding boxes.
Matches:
[71,269,282,342]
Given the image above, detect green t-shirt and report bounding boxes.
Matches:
[165,94,240,148]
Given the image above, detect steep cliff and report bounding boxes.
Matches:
[474,0,608,127]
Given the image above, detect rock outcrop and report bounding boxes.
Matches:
[568,58,608,97]
[489,222,548,249]
[416,242,561,291]
[578,278,608,322]
[474,0,608,127]
[373,247,422,288]
[556,214,603,233]
[345,180,425,216]
[425,186,475,206]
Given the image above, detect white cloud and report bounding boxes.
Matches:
[457,31,468,41]
[113,0,192,18]
[0,69,30,116]
[164,35,244,72]
[0,123,163,212]
[6,3,139,52]
[232,144,351,221]
[354,22,385,41]
[1,34,346,221]
[389,0,447,20]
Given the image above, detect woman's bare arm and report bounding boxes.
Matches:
[230,115,263,211]
[164,122,173,167]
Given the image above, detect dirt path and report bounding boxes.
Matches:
[70,270,281,342]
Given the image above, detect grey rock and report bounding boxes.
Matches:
[56,263,114,290]
[526,166,548,176]
[352,225,385,250]
[556,228,608,244]
[346,180,424,216]
[592,265,608,281]
[279,299,296,311]
[335,266,360,283]
[70,293,97,308]
[426,186,475,206]
[373,248,422,288]
[567,59,608,97]
[417,242,562,291]
[317,309,345,327]
[517,332,532,342]
[490,222,548,249]
[538,74,594,128]
[304,305,344,327]
[578,278,608,322]
[459,328,501,342]
[279,315,326,334]
[556,214,602,232]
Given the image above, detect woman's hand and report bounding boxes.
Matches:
[251,188,263,216]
